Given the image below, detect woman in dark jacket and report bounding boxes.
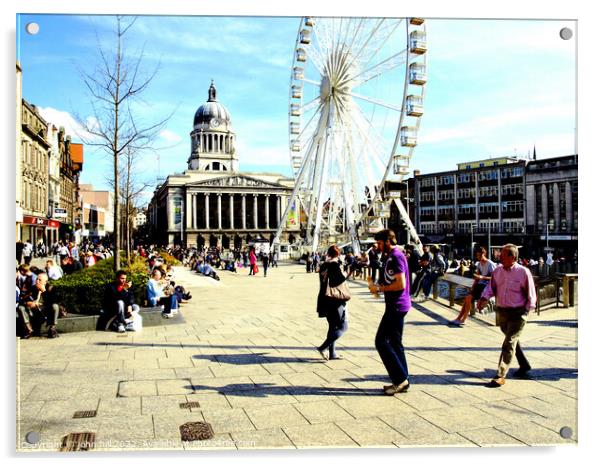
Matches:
[316,245,349,360]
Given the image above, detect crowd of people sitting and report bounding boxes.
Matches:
[161,244,279,279]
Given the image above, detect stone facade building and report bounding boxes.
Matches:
[19,99,52,244]
[148,82,300,249]
[524,154,577,255]
[58,130,84,240]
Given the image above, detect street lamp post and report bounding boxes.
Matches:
[404,180,410,245]
[546,222,553,250]
[470,222,475,256]
[487,222,491,259]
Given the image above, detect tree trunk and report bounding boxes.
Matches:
[114,154,120,271]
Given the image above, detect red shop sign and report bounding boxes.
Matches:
[23,215,48,226]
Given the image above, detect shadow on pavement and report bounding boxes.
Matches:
[532,319,577,328]
[96,342,577,352]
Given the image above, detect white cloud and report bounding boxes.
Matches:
[159,129,183,143]
[37,107,97,143]
[421,103,574,146]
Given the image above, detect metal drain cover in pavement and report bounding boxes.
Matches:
[59,432,96,451]
[73,410,97,419]
[179,402,200,409]
[180,422,214,441]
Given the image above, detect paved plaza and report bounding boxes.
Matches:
[17,262,578,451]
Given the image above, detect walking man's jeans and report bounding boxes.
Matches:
[496,307,530,378]
[375,306,409,385]
[318,304,348,358]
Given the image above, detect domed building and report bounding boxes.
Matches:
[148,82,301,251]
[188,81,238,172]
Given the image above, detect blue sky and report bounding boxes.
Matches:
[17,14,576,200]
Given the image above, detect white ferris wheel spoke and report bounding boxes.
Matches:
[346,50,407,87]
[348,91,401,112]
[299,96,320,113]
[348,18,387,69]
[300,78,321,87]
[355,19,404,67]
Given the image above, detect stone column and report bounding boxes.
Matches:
[541,184,548,229]
[217,194,222,230]
[265,195,270,229]
[566,181,573,231]
[253,194,258,229]
[194,193,199,229]
[167,194,174,230]
[229,194,234,229]
[553,182,560,232]
[205,193,210,229]
[186,191,192,229]
[242,194,247,229]
[276,194,282,224]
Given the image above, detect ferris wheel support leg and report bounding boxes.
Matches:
[393,197,422,249]
[272,110,328,252]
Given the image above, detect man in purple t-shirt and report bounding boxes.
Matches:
[369,229,411,395]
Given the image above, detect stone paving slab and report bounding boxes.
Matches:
[16,262,577,451]
[244,403,310,430]
[229,427,296,449]
[283,422,359,448]
[457,426,528,446]
[335,417,405,447]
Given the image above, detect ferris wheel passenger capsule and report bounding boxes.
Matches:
[290,104,301,116]
[293,66,304,80]
[406,95,424,116]
[291,140,301,151]
[393,154,411,175]
[409,63,427,85]
[299,29,311,44]
[291,84,303,99]
[400,126,418,147]
[305,17,315,27]
[410,17,425,25]
[409,30,427,54]
[290,122,300,134]
[296,48,307,62]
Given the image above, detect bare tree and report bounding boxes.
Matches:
[121,147,151,263]
[76,16,170,271]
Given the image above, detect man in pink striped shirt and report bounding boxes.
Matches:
[478,244,537,387]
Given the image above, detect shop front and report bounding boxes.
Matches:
[21,215,61,247]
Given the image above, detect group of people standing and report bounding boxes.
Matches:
[315,229,537,393]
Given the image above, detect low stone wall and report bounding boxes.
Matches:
[56,307,184,334]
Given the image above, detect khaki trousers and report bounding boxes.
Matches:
[495,307,530,378]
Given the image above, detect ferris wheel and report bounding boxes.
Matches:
[274,17,427,254]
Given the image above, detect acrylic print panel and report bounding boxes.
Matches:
[16,13,577,452]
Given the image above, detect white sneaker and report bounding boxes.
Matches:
[162,312,174,319]
[117,324,126,333]
[125,322,136,332]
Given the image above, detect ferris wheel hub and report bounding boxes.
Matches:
[320,75,331,101]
